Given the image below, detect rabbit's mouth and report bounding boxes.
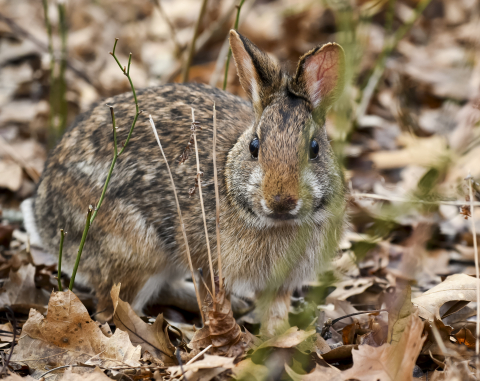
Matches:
[266,213,298,221]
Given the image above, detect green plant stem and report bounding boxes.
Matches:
[69,39,140,289]
[57,229,65,291]
[181,0,209,82]
[223,0,245,91]
[90,45,139,225]
[69,207,92,290]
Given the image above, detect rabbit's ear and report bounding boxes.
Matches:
[291,43,345,119]
[229,30,283,115]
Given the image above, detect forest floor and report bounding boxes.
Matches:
[1,0,480,380]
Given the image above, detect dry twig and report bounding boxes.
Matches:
[149,115,204,323]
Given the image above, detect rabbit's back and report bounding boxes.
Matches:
[32,83,253,303]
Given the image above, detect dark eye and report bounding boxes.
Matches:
[249,138,259,159]
[310,139,319,159]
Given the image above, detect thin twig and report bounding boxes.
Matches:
[57,229,65,291]
[356,0,433,121]
[352,192,480,207]
[223,0,246,90]
[186,345,213,365]
[149,115,204,323]
[91,43,140,225]
[181,0,209,82]
[0,306,17,376]
[192,109,216,299]
[467,173,479,374]
[212,104,223,288]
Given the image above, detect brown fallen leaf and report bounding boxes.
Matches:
[61,366,112,380]
[387,283,415,344]
[341,312,426,381]
[2,373,35,381]
[455,327,476,350]
[412,274,480,320]
[255,326,316,351]
[10,290,141,376]
[188,282,247,356]
[0,263,50,313]
[110,283,175,363]
[168,354,235,380]
[285,363,343,381]
[232,358,270,381]
[327,277,375,301]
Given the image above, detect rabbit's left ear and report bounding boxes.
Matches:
[229,30,283,116]
[290,43,345,118]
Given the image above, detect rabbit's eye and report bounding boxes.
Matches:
[310,139,319,159]
[249,138,259,159]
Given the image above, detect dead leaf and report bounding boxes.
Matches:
[168,354,235,380]
[188,282,247,356]
[327,278,375,301]
[0,263,50,313]
[412,274,480,320]
[232,358,270,381]
[387,283,415,344]
[255,326,316,351]
[0,160,23,192]
[342,312,426,381]
[61,366,112,380]
[10,290,141,374]
[454,327,475,350]
[111,283,175,363]
[285,363,343,381]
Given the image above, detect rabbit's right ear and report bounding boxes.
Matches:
[229,30,283,116]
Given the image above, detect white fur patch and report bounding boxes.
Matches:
[131,272,166,313]
[20,198,43,247]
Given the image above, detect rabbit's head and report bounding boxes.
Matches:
[225,31,346,228]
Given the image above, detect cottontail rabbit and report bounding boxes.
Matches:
[22,31,346,335]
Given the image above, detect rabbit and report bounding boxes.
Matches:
[21,30,347,335]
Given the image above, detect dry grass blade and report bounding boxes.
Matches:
[212,104,223,289]
[188,280,247,356]
[149,115,204,323]
[191,108,216,299]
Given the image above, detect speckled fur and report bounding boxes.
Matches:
[28,31,346,335]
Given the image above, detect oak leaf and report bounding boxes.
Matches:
[110,283,175,363]
[10,290,141,376]
[341,312,426,381]
[412,274,480,320]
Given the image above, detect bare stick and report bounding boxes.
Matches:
[352,192,480,207]
[192,109,216,299]
[212,104,223,288]
[149,115,204,323]
[467,174,479,373]
[57,229,65,291]
[181,0,209,82]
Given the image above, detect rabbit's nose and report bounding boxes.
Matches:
[270,194,298,214]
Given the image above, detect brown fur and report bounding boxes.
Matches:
[27,31,347,335]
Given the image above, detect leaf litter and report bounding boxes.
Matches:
[1,0,480,379]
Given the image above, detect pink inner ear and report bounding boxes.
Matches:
[303,46,341,108]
